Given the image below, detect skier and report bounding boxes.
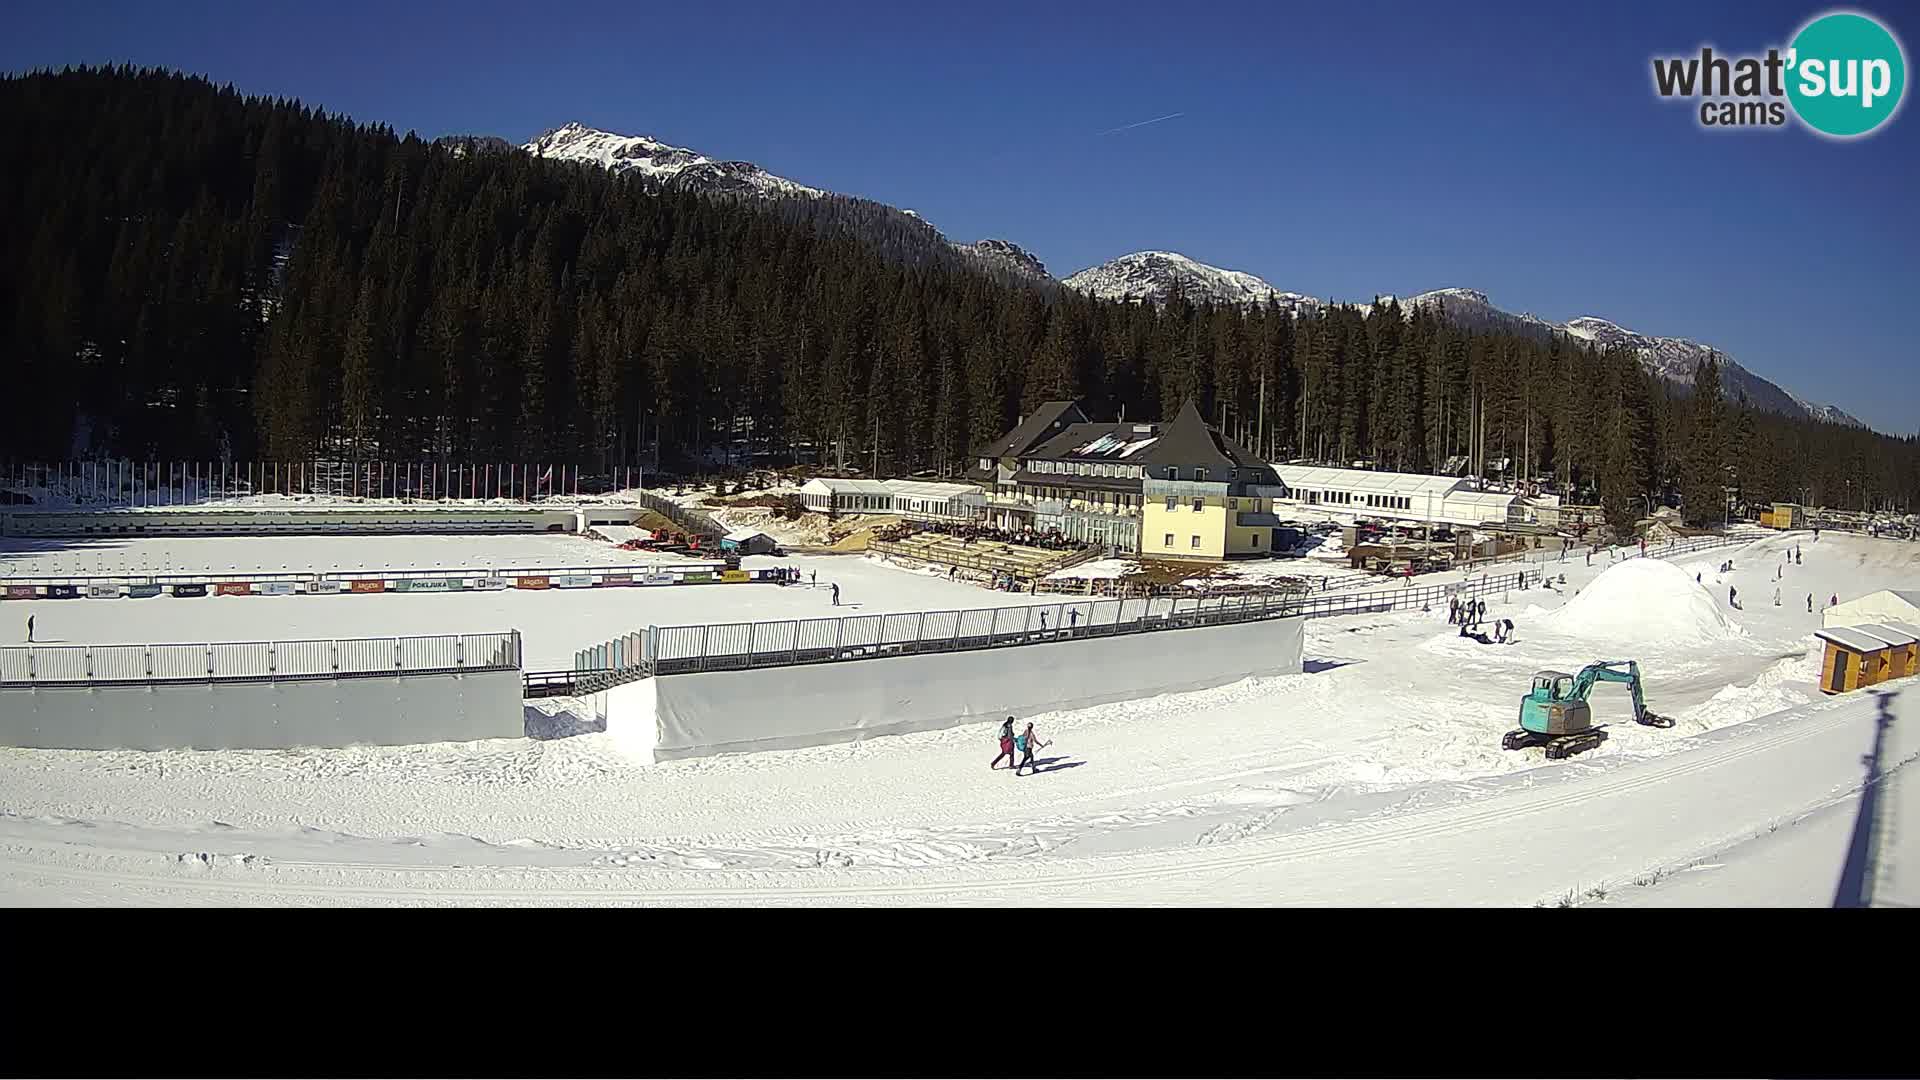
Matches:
[1585,550,1592,567]
[1729,584,1738,609]
[1808,594,1813,612]
[1014,722,1050,776]
[1039,611,1048,634]
[1068,608,1080,632]
[830,582,841,607]
[1774,587,1781,607]
[25,614,33,643]
[810,569,818,588]
[990,716,1017,770]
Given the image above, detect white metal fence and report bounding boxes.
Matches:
[0,631,522,686]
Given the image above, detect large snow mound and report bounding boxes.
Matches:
[1544,557,1745,646]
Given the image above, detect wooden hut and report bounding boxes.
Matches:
[1856,623,1919,681]
[1815,627,1892,694]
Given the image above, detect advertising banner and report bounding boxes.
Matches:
[256,581,297,596]
[349,579,387,594]
[87,584,121,598]
[597,574,633,587]
[216,582,252,596]
[127,584,162,599]
[681,572,712,584]
[306,580,347,593]
[46,585,81,599]
[642,573,677,586]
[172,583,208,598]
[516,576,550,590]
[721,569,750,583]
[554,574,593,588]
[399,578,454,592]
[473,577,510,591]
[4,585,35,600]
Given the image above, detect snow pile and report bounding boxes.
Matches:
[1544,557,1745,646]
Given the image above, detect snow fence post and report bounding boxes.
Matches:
[745,622,757,668]
[394,638,403,672]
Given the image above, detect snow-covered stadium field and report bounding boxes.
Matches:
[1,527,1914,905]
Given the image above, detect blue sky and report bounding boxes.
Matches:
[8,0,1917,430]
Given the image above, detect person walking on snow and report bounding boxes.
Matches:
[1729,584,1738,609]
[810,569,817,588]
[1014,722,1050,776]
[1774,586,1781,606]
[1448,596,1460,624]
[1830,593,1837,609]
[830,582,841,606]
[25,614,33,643]
[1808,594,1813,612]
[1068,608,1080,632]
[991,716,1017,770]
[1039,611,1049,633]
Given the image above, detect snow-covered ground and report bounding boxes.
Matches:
[2,529,1915,905]
[0,543,1063,670]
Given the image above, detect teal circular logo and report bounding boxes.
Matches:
[1787,12,1906,137]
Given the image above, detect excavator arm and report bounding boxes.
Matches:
[1569,661,1674,728]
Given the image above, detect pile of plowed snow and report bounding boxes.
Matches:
[1544,557,1745,646]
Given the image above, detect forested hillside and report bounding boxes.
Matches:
[2,66,1913,525]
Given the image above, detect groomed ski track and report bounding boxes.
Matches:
[3,686,1906,906]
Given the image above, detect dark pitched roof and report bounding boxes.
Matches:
[1027,421,1165,463]
[975,400,1089,459]
[1139,399,1270,473]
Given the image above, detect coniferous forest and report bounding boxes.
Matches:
[3,67,1915,529]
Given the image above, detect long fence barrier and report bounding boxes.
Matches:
[0,459,633,505]
[0,560,792,595]
[539,568,1543,696]
[1,630,522,687]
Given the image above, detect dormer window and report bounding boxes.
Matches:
[1195,468,1208,483]
[1164,467,1177,480]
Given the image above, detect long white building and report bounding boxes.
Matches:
[1270,465,1522,529]
[798,478,986,522]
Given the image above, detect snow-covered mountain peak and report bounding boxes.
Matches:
[1063,251,1322,312]
[958,238,1050,280]
[522,122,820,198]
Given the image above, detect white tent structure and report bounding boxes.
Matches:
[1271,465,1521,529]
[799,478,985,521]
[1823,589,1920,629]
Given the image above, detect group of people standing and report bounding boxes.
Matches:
[1448,595,1487,626]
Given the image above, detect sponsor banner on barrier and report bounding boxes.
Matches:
[46,585,81,599]
[87,584,121,598]
[257,581,297,596]
[516,576,550,590]
[349,579,386,594]
[6,585,38,599]
[399,578,454,592]
[642,573,677,586]
[554,574,594,588]
[721,569,750,583]
[597,574,633,587]
[681,572,712,584]
[305,580,347,593]
[473,577,510,591]
[216,582,252,596]
[172,584,208,597]
[127,584,162,599]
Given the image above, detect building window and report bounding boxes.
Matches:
[1192,497,1204,512]
[1190,535,1201,549]
[1164,533,1174,546]
[1164,467,1178,480]
[1195,468,1208,483]
[1228,498,1238,510]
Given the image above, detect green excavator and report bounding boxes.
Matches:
[1503,660,1676,760]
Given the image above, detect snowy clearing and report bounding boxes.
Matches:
[1,528,1915,905]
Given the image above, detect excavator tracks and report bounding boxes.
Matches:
[1502,728,1610,760]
